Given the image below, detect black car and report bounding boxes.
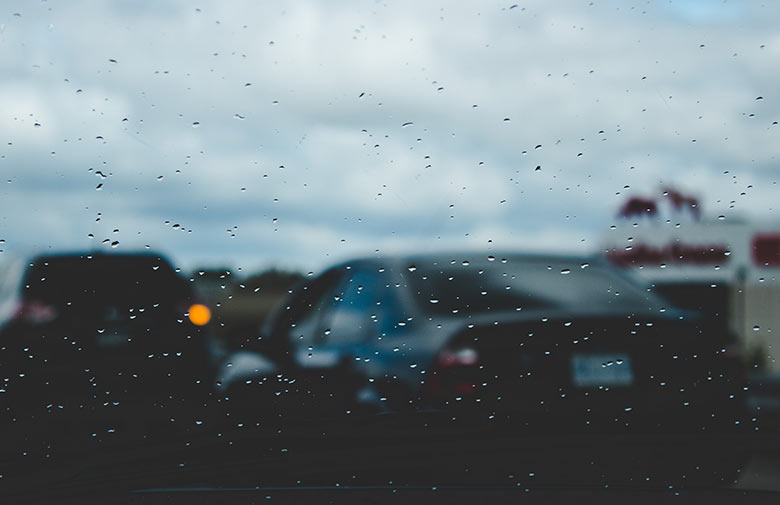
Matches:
[221,253,747,433]
[0,252,215,445]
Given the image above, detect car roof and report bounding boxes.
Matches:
[20,251,188,302]
[28,250,174,266]
[325,251,606,273]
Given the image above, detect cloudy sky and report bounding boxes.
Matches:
[1,0,778,273]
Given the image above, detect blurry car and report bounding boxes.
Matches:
[0,251,215,442]
[218,253,747,433]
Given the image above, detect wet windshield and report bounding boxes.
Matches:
[1,1,779,503]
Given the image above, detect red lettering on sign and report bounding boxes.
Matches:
[752,234,780,267]
[606,243,729,267]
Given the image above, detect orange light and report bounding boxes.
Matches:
[187,304,211,326]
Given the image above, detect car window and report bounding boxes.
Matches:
[409,258,659,316]
[323,271,377,346]
[324,269,406,345]
[23,254,188,312]
[278,271,341,348]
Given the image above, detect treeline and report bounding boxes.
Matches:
[190,267,305,349]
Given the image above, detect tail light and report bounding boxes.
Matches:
[14,300,57,325]
[424,346,481,396]
[437,347,479,368]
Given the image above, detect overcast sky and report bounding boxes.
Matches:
[1,0,778,274]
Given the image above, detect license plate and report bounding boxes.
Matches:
[570,353,634,387]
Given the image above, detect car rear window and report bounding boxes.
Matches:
[408,257,659,316]
[22,254,188,310]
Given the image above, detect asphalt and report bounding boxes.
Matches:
[2,412,780,504]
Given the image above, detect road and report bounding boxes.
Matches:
[2,411,779,503]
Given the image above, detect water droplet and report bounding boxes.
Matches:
[409,363,418,368]
[560,268,571,275]
[462,260,470,266]
[233,114,246,120]
[407,265,417,272]
[108,59,118,65]
[756,96,764,101]
[192,122,200,128]
[753,326,760,331]
[429,298,439,304]
[487,255,495,262]
[580,263,589,269]
[401,122,414,128]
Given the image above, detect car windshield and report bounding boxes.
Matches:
[1,1,779,503]
[407,257,658,315]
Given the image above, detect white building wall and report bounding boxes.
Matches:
[603,218,780,374]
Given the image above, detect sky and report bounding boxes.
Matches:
[1,0,778,274]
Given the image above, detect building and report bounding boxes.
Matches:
[603,189,780,388]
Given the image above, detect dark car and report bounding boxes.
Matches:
[219,253,747,434]
[0,252,215,446]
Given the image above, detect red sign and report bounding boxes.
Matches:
[606,243,729,267]
[752,234,780,266]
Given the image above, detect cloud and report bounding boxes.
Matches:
[1,0,778,272]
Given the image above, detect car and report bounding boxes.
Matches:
[218,253,747,433]
[0,251,215,445]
